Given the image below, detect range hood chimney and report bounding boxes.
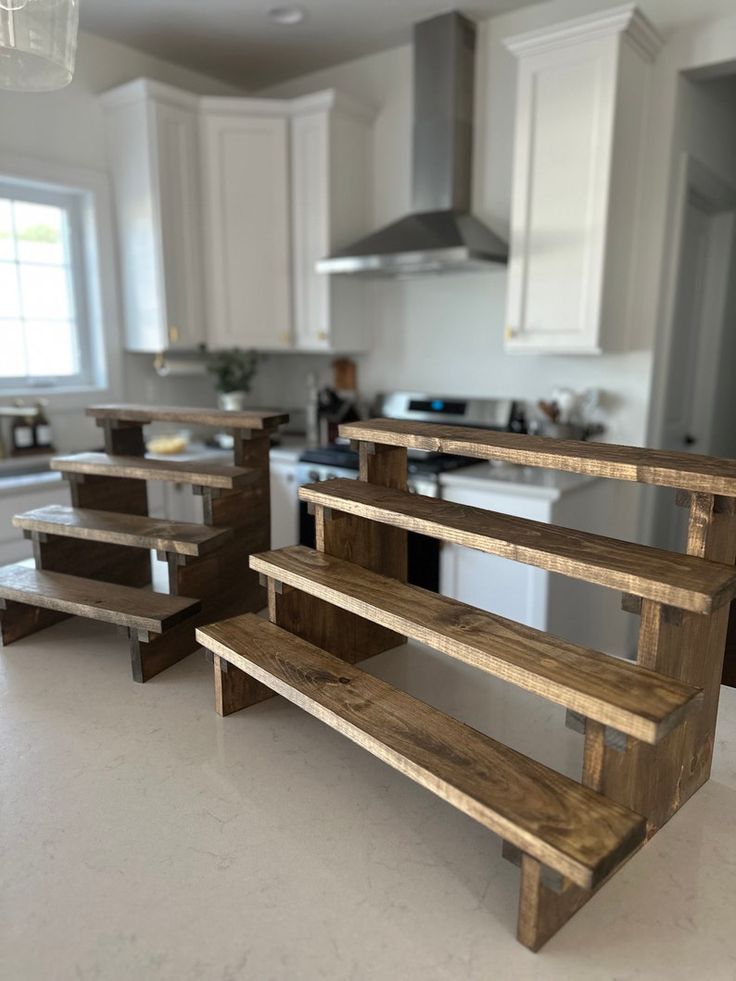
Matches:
[317,11,507,276]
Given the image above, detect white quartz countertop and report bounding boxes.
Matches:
[440,462,596,499]
[2,622,735,979]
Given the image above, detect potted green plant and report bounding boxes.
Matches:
[206,348,259,411]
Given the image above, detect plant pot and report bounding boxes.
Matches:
[218,391,247,411]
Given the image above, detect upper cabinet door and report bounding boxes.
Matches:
[154,100,205,351]
[290,92,374,353]
[504,8,662,355]
[200,105,292,351]
[102,81,205,353]
[291,109,330,350]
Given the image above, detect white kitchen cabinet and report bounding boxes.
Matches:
[102,80,205,353]
[503,7,661,354]
[290,91,374,352]
[270,459,299,549]
[200,99,292,351]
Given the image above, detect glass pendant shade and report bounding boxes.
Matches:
[0,0,79,92]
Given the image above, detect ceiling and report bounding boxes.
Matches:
[80,0,535,90]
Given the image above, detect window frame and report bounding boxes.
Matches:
[0,152,121,409]
[0,178,94,390]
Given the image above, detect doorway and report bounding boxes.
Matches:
[649,155,736,553]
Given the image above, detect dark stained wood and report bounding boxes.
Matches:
[0,599,69,646]
[101,420,145,456]
[69,473,149,517]
[0,564,200,635]
[250,546,701,744]
[341,418,736,497]
[87,403,288,431]
[33,535,151,589]
[196,614,646,889]
[52,452,257,490]
[14,505,232,557]
[299,479,736,614]
[599,492,736,831]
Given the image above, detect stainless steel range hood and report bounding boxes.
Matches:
[317,11,507,277]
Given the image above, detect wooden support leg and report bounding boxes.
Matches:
[517,493,736,949]
[99,420,146,456]
[129,616,200,683]
[0,598,68,646]
[599,493,736,831]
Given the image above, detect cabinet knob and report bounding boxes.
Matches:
[317,330,328,342]
[505,326,517,340]
[169,325,180,344]
[280,331,290,346]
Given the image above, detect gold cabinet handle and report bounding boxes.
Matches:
[169,325,180,344]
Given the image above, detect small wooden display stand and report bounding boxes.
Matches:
[0,404,287,682]
[197,419,736,950]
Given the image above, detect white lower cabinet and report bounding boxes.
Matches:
[439,476,631,656]
[0,480,71,566]
[270,460,298,550]
[440,487,550,629]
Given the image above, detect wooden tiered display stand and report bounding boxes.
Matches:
[0,404,287,683]
[197,419,736,951]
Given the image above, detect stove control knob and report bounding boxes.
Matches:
[308,470,320,482]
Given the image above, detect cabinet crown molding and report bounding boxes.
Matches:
[504,3,662,62]
[100,78,201,110]
[198,95,292,117]
[289,88,376,123]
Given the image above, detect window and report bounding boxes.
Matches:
[0,179,93,390]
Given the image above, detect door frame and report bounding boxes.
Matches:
[647,152,736,457]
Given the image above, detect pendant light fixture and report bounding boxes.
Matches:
[0,0,79,92]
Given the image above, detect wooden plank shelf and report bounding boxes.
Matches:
[0,564,200,634]
[51,452,256,490]
[341,419,736,497]
[299,479,736,614]
[250,546,702,744]
[13,505,233,558]
[87,403,288,431]
[197,613,646,889]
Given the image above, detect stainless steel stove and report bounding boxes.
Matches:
[296,392,525,591]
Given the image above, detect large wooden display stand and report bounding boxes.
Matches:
[197,420,736,950]
[0,404,286,682]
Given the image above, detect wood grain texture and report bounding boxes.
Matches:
[341,419,736,497]
[0,564,200,634]
[14,505,233,557]
[33,535,152,589]
[299,479,736,614]
[196,614,646,888]
[69,473,149,517]
[598,493,736,831]
[87,403,288,431]
[52,453,256,490]
[250,547,701,744]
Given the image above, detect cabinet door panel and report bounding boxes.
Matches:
[270,461,298,549]
[292,111,330,351]
[155,102,205,349]
[506,41,616,353]
[202,113,291,350]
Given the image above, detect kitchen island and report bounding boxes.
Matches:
[2,619,735,979]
